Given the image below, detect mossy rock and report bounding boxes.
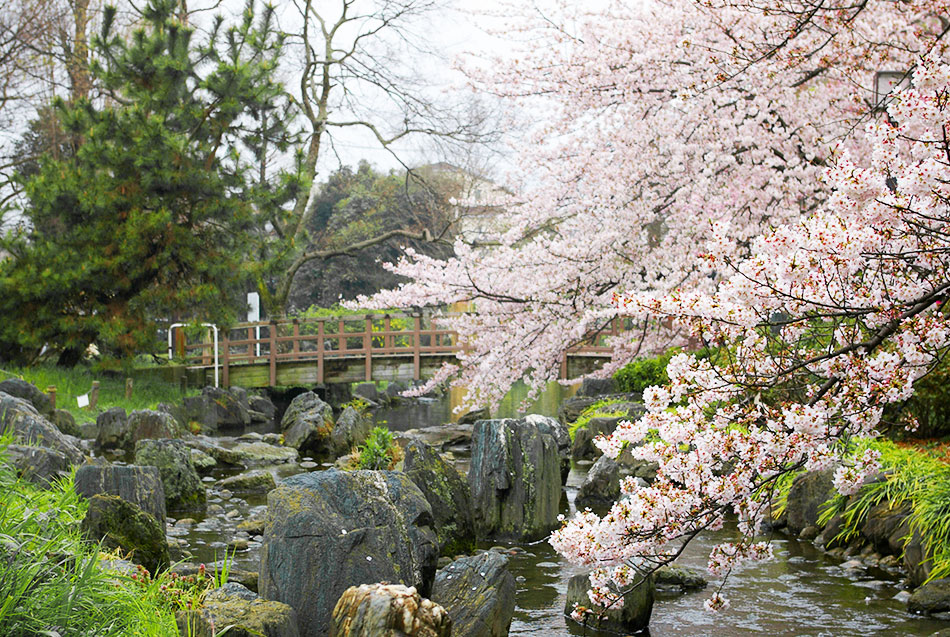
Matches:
[177,583,299,637]
[134,438,206,512]
[81,494,169,574]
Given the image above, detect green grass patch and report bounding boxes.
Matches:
[0,365,195,422]
[567,398,628,441]
[818,438,950,582]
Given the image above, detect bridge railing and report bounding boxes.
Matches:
[171,313,628,386]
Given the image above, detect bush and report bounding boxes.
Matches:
[613,350,676,394]
[357,426,403,470]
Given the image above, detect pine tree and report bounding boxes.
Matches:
[0,0,288,366]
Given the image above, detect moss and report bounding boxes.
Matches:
[567,398,627,441]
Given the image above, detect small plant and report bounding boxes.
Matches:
[357,426,403,470]
[341,397,370,414]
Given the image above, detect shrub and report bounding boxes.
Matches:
[613,350,676,394]
[357,426,403,470]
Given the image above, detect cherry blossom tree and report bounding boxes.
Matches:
[358,0,950,612]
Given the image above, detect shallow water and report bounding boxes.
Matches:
[175,388,949,636]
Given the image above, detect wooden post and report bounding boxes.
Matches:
[125,378,133,399]
[560,353,568,380]
[293,319,300,357]
[413,315,421,381]
[269,321,277,386]
[89,381,100,410]
[384,317,392,352]
[46,386,56,410]
[222,328,230,388]
[317,321,325,383]
[364,317,372,382]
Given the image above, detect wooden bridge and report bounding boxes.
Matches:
[171,313,622,389]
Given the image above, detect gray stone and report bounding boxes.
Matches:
[352,383,380,404]
[96,408,181,452]
[862,500,911,555]
[191,448,217,473]
[469,418,561,541]
[904,529,934,587]
[178,386,251,435]
[575,455,620,511]
[249,394,277,423]
[74,464,166,522]
[457,407,489,425]
[572,416,623,462]
[0,392,84,464]
[81,494,169,574]
[332,406,372,455]
[0,378,53,417]
[260,469,439,637]
[565,571,654,633]
[384,381,409,401]
[52,409,81,437]
[185,436,298,467]
[908,578,950,614]
[431,551,515,637]
[330,583,450,637]
[177,583,300,637]
[95,407,129,450]
[280,392,334,456]
[558,396,600,425]
[785,469,834,535]
[218,469,277,493]
[134,438,205,512]
[403,440,476,555]
[525,414,571,484]
[6,444,70,486]
[654,565,707,591]
[577,377,617,397]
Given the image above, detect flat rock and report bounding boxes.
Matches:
[431,551,515,637]
[177,582,300,637]
[74,463,166,522]
[218,469,277,493]
[330,583,450,637]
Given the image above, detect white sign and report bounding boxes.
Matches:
[77,394,89,408]
[247,292,261,322]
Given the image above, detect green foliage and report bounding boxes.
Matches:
[817,439,950,582]
[341,397,370,414]
[567,398,627,441]
[1,364,196,421]
[0,443,178,635]
[0,0,289,366]
[900,356,950,438]
[613,350,677,394]
[357,426,403,470]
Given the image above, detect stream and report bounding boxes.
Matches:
[168,384,948,636]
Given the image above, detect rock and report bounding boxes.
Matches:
[177,582,300,637]
[95,407,129,450]
[785,469,834,535]
[654,565,707,591]
[401,424,473,451]
[0,392,84,464]
[800,525,820,541]
[191,448,217,473]
[238,511,268,536]
[0,378,53,417]
[431,552,515,637]
[280,392,334,456]
[908,578,950,614]
[904,529,935,587]
[457,407,489,425]
[260,469,439,636]
[816,512,847,550]
[250,394,277,423]
[133,438,205,512]
[74,464,166,522]
[572,416,623,463]
[577,378,616,397]
[81,494,169,573]
[332,406,372,455]
[565,571,654,634]
[403,440,476,555]
[218,469,277,493]
[185,436,298,467]
[6,444,70,486]
[469,418,561,541]
[352,383,380,404]
[525,414,571,484]
[178,386,252,434]
[52,409,81,437]
[862,500,911,555]
[330,583,450,637]
[575,455,620,512]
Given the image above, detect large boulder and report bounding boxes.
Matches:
[95,407,129,450]
[260,469,439,636]
[0,378,53,418]
[469,418,561,541]
[525,414,571,484]
[352,383,380,405]
[96,408,181,452]
[331,406,373,455]
[908,578,950,615]
[0,392,84,464]
[218,469,277,493]
[185,436,299,467]
[403,440,476,555]
[575,455,620,512]
[133,438,206,512]
[52,409,81,437]
[280,392,335,456]
[74,464,166,522]
[861,500,911,555]
[785,469,834,535]
[565,571,654,634]
[904,529,935,587]
[431,552,515,637]
[330,583,451,637]
[6,444,70,486]
[557,396,600,425]
[177,583,300,637]
[577,378,617,397]
[81,494,169,573]
[178,386,251,434]
[249,394,278,424]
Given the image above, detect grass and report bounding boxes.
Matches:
[567,398,629,441]
[816,438,950,582]
[0,364,195,422]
